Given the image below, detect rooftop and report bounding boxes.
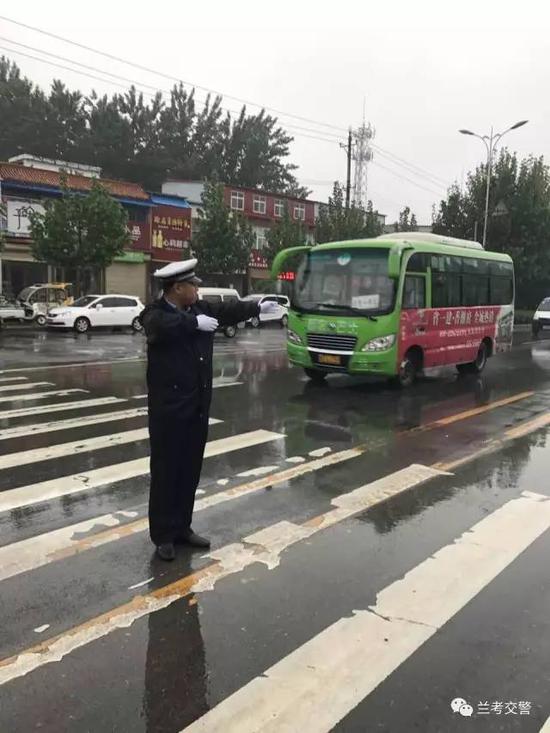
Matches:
[0,162,149,201]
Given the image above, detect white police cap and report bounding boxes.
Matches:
[152,258,202,285]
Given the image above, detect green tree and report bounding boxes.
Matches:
[394,206,418,232]
[432,150,550,307]
[193,181,254,274]
[316,183,383,243]
[29,177,129,294]
[264,207,308,266]
[1,56,309,196]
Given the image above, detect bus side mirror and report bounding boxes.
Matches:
[271,246,310,279]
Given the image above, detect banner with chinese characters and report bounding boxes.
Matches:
[249,249,268,269]
[399,304,514,368]
[127,220,151,252]
[151,205,192,261]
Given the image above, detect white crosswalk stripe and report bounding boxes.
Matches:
[0,377,29,384]
[0,429,284,512]
[0,417,222,468]
[0,381,53,393]
[0,407,149,440]
[0,389,87,405]
[0,396,124,420]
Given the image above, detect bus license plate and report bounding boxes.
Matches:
[318,354,341,366]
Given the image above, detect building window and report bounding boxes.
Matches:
[274,199,285,218]
[294,204,305,221]
[255,228,268,250]
[253,195,266,215]
[230,191,244,211]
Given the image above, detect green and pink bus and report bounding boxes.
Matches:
[272,233,514,387]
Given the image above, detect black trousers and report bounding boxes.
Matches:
[148,412,209,545]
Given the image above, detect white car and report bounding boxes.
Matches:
[242,294,289,328]
[47,294,144,333]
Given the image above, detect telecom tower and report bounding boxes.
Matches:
[352,120,375,208]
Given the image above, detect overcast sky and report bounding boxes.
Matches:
[1,1,547,221]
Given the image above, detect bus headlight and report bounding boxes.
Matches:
[362,334,396,352]
[287,329,303,345]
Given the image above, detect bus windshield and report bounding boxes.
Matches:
[294,248,395,315]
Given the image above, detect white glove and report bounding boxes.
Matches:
[260,301,279,314]
[196,314,219,332]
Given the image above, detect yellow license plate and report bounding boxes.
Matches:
[318,354,342,366]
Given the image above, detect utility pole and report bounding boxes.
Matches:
[340,128,353,209]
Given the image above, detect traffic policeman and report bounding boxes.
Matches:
[141,259,278,561]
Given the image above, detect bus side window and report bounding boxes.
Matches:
[403,275,425,309]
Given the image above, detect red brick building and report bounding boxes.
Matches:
[161,180,316,289]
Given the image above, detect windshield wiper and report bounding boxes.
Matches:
[315,303,378,321]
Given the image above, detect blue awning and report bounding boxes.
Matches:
[149,193,191,209]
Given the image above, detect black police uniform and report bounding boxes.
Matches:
[141,297,260,545]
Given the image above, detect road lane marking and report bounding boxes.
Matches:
[406,390,535,433]
[183,491,550,733]
[0,411,220,441]
[0,428,151,470]
[0,430,285,513]
[0,463,445,685]
[0,389,87,405]
[0,357,146,373]
[0,396,125,420]
[0,381,53,393]
[540,715,550,732]
[0,447,364,581]
[0,377,29,384]
[0,408,149,440]
[434,410,550,472]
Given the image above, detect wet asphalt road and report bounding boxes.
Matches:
[0,326,550,732]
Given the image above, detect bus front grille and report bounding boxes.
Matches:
[307,333,357,352]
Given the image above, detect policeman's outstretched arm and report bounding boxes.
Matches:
[205,298,274,326]
[142,307,199,344]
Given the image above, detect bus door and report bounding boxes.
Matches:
[400,272,428,361]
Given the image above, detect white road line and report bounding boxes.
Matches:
[183,491,550,733]
[540,715,550,732]
[0,447,362,582]
[0,389,87,405]
[0,396,124,420]
[0,382,53,393]
[0,408,148,440]
[0,377,29,384]
[0,463,445,684]
[0,417,222,469]
[0,429,284,513]
[0,411,220,441]
[0,357,145,374]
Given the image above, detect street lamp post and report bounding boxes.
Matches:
[459,120,528,248]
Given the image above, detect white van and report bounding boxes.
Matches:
[198,287,244,338]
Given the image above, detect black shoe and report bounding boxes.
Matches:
[176,530,211,549]
[156,543,176,561]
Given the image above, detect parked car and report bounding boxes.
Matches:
[0,298,26,329]
[242,294,289,328]
[47,294,144,333]
[198,287,245,338]
[532,298,550,336]
[17,283,73,326]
